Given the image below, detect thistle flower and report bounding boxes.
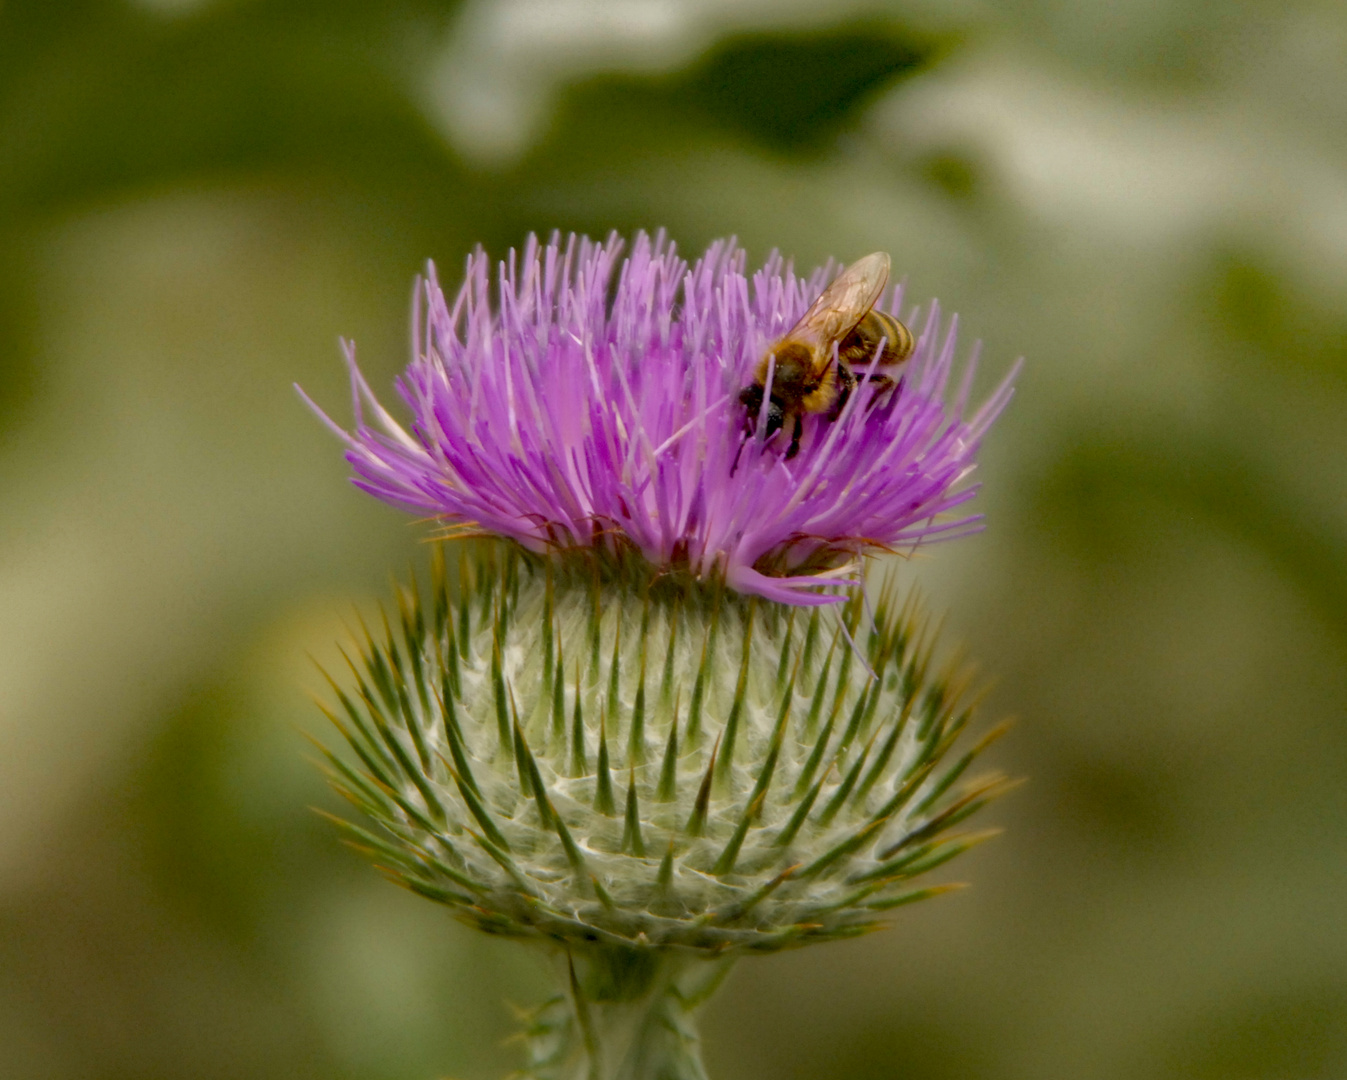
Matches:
[307,232,1017,1080]
[303,232,1014,605]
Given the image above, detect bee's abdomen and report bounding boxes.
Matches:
[841,310,914,368]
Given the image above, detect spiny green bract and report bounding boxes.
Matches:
[315,544,1009,955]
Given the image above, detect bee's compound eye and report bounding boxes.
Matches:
[739,384,764,409]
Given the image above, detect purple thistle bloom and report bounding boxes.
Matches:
[302,232,1015,606]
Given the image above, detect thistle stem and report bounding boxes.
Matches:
[521,947,733,1080]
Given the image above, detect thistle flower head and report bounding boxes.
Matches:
[303,232,1015,605]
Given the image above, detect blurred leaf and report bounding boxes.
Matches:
[1037,431,1347,641]
[1158,979,1347,1079]
[557,21,942,160]
[127,673,349,944]
[0,0,463,219]
[1202,244,1347,381]
[677,22,941,155]
[0,231,41,433]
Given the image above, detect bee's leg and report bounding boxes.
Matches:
[765,400,786,441]
[828,364,858,422]
[861,372,896,407]
[784,415,804,460]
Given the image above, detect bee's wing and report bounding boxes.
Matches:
[785,252,891,348]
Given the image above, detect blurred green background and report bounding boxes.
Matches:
[3,1,1346,1077]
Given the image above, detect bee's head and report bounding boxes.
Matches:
[738,383,786,438]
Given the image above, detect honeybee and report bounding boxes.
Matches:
[738,252,914,460]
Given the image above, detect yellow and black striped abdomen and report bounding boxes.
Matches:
[839,309,914,368]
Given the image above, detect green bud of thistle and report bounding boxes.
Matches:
[315,544,1009,1080]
